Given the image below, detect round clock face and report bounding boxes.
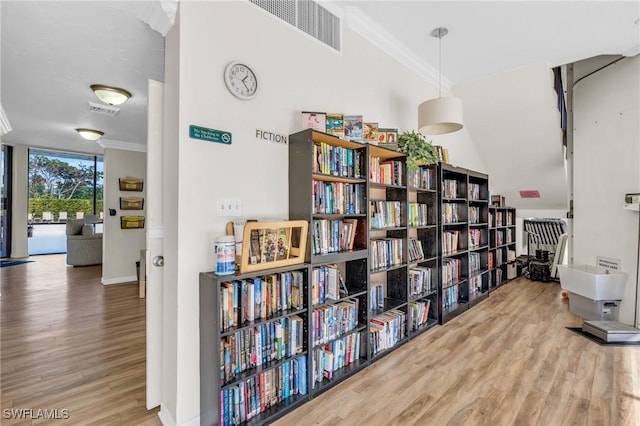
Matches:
[224,62,258,100]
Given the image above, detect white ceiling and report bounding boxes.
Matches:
[342,1,639,87]
[1,1,164,154]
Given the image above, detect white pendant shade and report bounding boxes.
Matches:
[418,97,464,135]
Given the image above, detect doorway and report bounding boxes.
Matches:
[0,144,12,258]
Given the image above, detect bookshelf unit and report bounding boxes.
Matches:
[437,164,491,324]
[199,264,311,426]
[437,163,469,323]
[489,206,517,290]
[288,129,371,396]
[466,170,490,308]
[406,163,439,336]
[368,144,409,360]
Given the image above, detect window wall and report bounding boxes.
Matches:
[28,148,103,255]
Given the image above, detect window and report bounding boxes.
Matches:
[28,148,103,255]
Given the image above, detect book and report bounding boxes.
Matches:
[377,128,398,145]
[249,229,260,264]
[275,228,289,261]
[326,113,344,138]
[363,122,379,144]
[344,115,363,142]
[301,111,326,132]
[262,228,278,262]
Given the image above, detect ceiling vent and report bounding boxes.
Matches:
[249,0,341,52]
[88,102,120,117]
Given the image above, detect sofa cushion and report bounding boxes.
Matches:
[66,219,84,236]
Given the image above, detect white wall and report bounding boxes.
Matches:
[102,148,147,284]
[162,2,484,423]
[10,144,28,258]
[573,56,639,326]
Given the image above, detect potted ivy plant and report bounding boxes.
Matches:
[397,130,440,171]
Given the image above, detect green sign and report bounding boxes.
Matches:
[189,125,232,145]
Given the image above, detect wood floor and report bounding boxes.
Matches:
[1,254,160,425]
[275,278,640,426]
[3,258,639,426]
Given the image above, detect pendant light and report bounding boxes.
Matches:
[418,27,463,135]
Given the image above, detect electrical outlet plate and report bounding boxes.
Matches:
[216,198,242,217]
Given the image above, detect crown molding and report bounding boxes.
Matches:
[140,0,179,36]
[98,138,147,153]
[0,103,12,136]
[344,6,452,91]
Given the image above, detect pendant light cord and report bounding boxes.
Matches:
[438,31,442,98]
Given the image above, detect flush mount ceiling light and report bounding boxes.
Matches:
[418,27,464,135]
[90,84,132,106]
[76,128,104,141]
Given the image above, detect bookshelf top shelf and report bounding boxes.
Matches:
[301,129,367,149]
[313,173,367,184]
[369,144,407,161]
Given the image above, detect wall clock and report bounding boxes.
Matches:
[224,61,258,100]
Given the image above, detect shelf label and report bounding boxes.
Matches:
[189,125,232,145]
[597,256,621,272]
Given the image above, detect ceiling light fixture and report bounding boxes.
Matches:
[90,84,132,106]
[76,128,104,141]
[418,27,464,135]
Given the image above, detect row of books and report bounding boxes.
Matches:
[469,228,483,249]
[312,332,361,385]
[408,299,431,331]
[496,247,506,266]
[442,203,461,224]
[469,252,481,274]
[469,206,481,224]
[409,266,432,297]
[442,230,460,255]
[494,211,515,227]
[370,283,384,312]
[442,258,461,286]
[469,183,482,200]
[220,315,304,384]
[369,158,405,186]
[312,180,365,215]
[442,285,459,309]
[313,141,365,178]
[408,237,426,263]
[220,272,304,331]
[408,167,435,190]
[219,355,307,426]
[370,309,406,355]
[488,251,495,269]
[311,264,346,305]
[408,203,429,227]
[311,299,359,346]
[496,268,504,286]
[370,238,404,270]
[442,179,460,198]
[496,230,505,246]
[312,219,360,255]
[370,200,402,229]
[469,275,482,296]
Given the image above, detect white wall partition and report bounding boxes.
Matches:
[573,56,639,326]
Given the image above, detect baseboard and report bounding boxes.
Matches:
[101,275,137,285]
[158,404,176,426]
[157,404,200,426]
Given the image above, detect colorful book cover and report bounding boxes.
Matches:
[301,111,326,132]
[377,128,398,145]
[326,113,344,137]
[363,122,379,144]
[275,228,289,261]
[344,115,363,142]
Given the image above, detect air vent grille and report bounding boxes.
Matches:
[249,0,341,51]
[88,102,120,116]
